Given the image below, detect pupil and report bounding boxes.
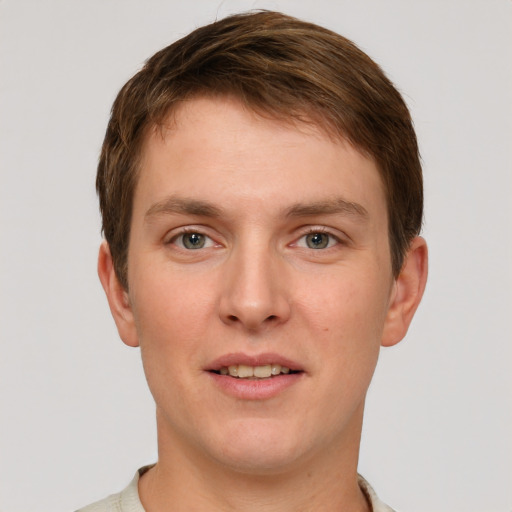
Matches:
[184,233,204,249]
[307,232,328,249]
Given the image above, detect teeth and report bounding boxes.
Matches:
[219,364,293,378]
[271,364,281,375]
[238,365,254,378]
[254,365,271,378]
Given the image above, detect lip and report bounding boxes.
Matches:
[205,352,305,400]
[206,352,303,372]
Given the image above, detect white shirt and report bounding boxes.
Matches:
[77,466,396,512]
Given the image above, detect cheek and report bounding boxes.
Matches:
[296,269,391,399]
[131,272,213,413]
[130,265,216,343]
[299,269,391,338]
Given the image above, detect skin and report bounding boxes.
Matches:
[99,96,428,512]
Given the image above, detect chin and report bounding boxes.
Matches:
[215,447,303,476]
[205,419,316,475]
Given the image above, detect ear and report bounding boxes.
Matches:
[381,236,428,347]
[97,241,139,347]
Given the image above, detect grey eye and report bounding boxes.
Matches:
[305,232,330,249]
[182,233,206,249]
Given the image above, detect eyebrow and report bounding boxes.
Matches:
[144,195,369,222]
[285,197,369,220]
[145,196,223,220]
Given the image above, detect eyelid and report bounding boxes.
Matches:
[164,225,348,249]
[292,226,347,249]
[165,226,219,248]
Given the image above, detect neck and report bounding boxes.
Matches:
[139,406,370,512]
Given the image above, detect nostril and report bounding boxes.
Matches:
[225,313,278,325]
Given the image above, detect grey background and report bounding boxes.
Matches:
[1,1,511,510]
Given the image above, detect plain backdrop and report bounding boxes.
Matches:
[1,1,511,511]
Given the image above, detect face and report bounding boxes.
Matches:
[102,96,423,475]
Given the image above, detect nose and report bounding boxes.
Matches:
[218,241,291,332]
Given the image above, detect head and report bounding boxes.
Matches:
[96,10,427,477]
[97,10,422,291]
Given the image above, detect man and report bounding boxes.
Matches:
[79,10,427,512]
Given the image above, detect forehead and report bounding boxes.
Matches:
[135,96,386,223]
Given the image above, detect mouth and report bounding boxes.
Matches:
[206,353,304,380]
[211,364,301,379]
[206,353,304,400]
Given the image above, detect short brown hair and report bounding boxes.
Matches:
[97,10,422,289]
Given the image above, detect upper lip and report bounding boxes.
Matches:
[206,352,303,372]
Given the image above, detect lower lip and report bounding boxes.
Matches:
[207,372,303,400]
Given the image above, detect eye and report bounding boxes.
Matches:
[298,231,339,250]
[172,231,215,250]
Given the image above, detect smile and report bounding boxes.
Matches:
[215,364,294,379]
[206,354,304,399]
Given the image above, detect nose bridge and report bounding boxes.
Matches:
[219,233,290,330]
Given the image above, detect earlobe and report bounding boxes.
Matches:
[97,241,139,347]
[381,236,428,347]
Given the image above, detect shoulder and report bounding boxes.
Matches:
[76,491,124,512]
[75,466,152,512]
[358,474,397,512]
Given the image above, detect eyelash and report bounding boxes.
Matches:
[165,226,345,251]
[295,227,343,250]
[166,227,217,249]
